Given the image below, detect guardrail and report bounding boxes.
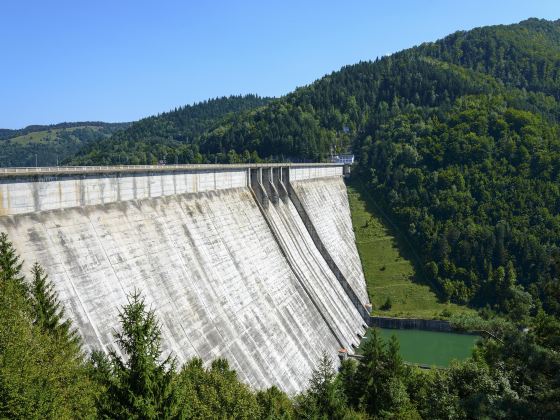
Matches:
[0,163,344,177]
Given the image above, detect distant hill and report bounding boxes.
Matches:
[72,19,560,165]
[0,122,130,167]
[69,95,274,165]
[196,19,560,162]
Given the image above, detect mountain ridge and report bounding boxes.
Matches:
[69,94,274,165]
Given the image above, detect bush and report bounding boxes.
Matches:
[380,297,393,311]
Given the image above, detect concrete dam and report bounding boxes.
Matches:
[0,163,370,393]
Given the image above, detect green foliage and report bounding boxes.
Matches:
[29,262,78,345]
[421,18,560,99]
[380,296,393,311]
[0,236,98,418]
[175,358,262,419]
[347,181,471,318]
[343,329,416,418]
[334,326,560,419]
[355,92,560,314]
[0,122,128,167]
[294,352,354,419]
[257,386,295,419]
[0,232,25,292]
[472,328,560,418]
[94,290,178,419]
[532,309,560,351]
[70,95,273,165]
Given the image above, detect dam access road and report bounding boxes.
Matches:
[0,163,370,393]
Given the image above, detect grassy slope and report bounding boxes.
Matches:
[8,126,103,145]
[347,178,474,319]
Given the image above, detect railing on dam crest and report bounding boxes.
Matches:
[0,163,347,177]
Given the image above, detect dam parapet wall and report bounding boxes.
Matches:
[0,163,343,216]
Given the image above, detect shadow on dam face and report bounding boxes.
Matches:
[0,165,368,393]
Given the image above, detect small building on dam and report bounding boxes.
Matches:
[0,163,370,393]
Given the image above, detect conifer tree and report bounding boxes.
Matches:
[353,329,412,417]
[386,334,404,376]
[256,385,294,419]
[296,352,347,419]
[99,289,178,419]
[29,262,77,344]
[354,328,384,413]
[0,232,25,292]
[308,353,338,412]
[0,235,98,418]
[338,358,359,407]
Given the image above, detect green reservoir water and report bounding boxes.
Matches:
[359,328,479,367]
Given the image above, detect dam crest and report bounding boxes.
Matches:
[0,163,369,393]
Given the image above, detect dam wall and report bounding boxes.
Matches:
[0,164,344,216]
[290,178,369,305]
[0,163,366,393]
[0,165,248,215]
[263,198,366,343]
[288,182,370,323]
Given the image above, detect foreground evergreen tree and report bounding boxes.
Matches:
[92,289,288,419]
[0,234,98,418]
[175,357,262,419]
[95,290,178,419]
[29,262,77,345]
[256,385,295,419]
[0,232,26,293]
[343,329,416,418]
[295,352,355,419]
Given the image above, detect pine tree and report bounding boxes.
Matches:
[99,289,178,419]
[386,334,404,376]
[355,330,413,417]
[355,328,384,413]
[308,352,337,411]
[0,232,25,292]
[0,236,98,418]
[297,352,347,419]
[338,358,360,409]
[29,262,77,344]
[256,386,294,419]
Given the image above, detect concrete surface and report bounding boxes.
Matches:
[0,169,248,216]
[0,164,343,216]
[0,164,365,393]
[291,177,369,305]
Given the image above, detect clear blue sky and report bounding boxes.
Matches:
[1,0,558,129]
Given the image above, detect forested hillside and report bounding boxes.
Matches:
[0,122,129,167]
[70,95,273,165]
[350,19,560,316]
[196,19,559,162]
